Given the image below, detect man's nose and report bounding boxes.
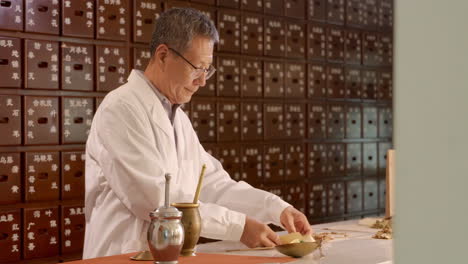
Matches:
[194,73,207,87]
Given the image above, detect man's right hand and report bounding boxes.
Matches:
[240,216,281,248]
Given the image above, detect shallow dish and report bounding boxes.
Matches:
[275,241,321,258]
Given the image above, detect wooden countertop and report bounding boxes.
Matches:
[67,252,292,264]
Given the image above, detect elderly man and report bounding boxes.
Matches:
[83,8,311,259]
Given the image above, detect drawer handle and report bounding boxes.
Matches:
[38,61,48,68]
[38,117,48,124]
[38,228,48,235]
[108,66,116,72]
[37,5,48,12]
[74,64,83,71]
[0,58,8,65]
[74,10,84,16]
[0,233,8,240]
[74,117,83,124]
[0,175,8,182]
[75,224,84,231]
[1,1,12,8]
[144,18,153,24]
[108,14,116,20]
[38,172,48,180]
[74,170,83,178]
[0,117,9,124]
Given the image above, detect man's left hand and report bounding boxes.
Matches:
[280,206,312,235]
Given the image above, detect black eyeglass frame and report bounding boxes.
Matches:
[168,47,216,80]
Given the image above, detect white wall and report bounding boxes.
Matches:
[394,1,468,263]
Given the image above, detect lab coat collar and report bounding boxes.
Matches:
[127,70,175,141]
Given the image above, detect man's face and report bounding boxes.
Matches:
[163,36,214,104]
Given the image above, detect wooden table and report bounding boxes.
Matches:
[67,252,292,264]
[69,220,393,264]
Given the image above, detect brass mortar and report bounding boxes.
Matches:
[171,203,201,257]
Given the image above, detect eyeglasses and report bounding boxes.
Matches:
[168,47,216,80]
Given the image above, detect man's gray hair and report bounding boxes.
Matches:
[149,8,219,56]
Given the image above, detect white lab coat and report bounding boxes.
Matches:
[83,70,291,259]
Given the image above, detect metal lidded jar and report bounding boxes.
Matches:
[147,174,185,264]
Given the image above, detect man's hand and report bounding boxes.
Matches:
[280,206,312,235]
[240,216,281,248]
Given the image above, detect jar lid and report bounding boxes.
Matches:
[150,205,182,218]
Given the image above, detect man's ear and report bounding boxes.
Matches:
[155,44,169,66]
